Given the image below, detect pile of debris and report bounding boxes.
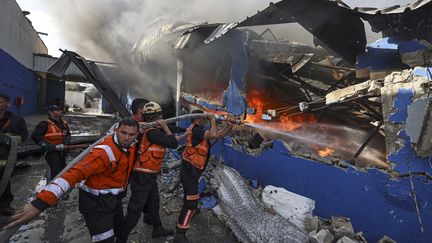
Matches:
[305,216,366,243]
[305,216,396,243]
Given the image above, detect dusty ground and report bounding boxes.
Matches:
[0,113,238,243]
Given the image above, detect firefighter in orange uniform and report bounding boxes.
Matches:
[118,102,187,242]
[5,117,139,242]
[174,110,232,243]
[31,105,71,179]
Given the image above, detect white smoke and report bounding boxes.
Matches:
[46,0,275,61]
[43,0,416,103]
[42,0,276,103]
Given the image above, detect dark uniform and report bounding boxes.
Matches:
[0,111,28,214]
[176,124,210,240]
[32,117,70,180]
[119,127,180,242]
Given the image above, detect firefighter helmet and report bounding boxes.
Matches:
[143,102,162,115]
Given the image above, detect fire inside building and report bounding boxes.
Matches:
[1,0,432,242]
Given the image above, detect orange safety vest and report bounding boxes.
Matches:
[182,124,210,171]
[133,128,166,173]
[37,135,136,206]
[44,120,68,145]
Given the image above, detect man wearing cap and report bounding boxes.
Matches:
[32,105,71,180]
[0,93,28,215]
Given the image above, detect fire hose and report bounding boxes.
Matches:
[0,112,227,242]
[53,143,91,151]
[0,137,19,199]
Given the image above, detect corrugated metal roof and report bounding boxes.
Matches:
[238,0,366,64]
[33,54,83,77]
[33,54,119,82]
[352,0,432,14]
[204,23,239,44]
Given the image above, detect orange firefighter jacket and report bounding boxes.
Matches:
[36,135,136,206]
[133,128,166,173]
[182,124,210,171]
[43,120,68,145]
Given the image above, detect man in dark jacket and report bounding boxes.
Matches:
[130,98,148,123]
[0,93,28,215]
[31,105,71,180]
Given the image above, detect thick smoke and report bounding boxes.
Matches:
[45,0,275,103]
[45,0,415,103]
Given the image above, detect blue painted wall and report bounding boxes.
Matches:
[211,139,431,243]
[0,49,38,116]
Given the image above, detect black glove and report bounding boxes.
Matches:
[39,141,56,152]
[0,133,11,145]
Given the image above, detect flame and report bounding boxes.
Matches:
[245,89,317,132]
[318,148,334,157]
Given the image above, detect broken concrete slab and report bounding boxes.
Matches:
[309,229,335,243]
[331,217,355,238]
[305,216,320,233]
[377,235,397,243]
[353,232,368,243]
[325,80,381,105]
[336,236,358,243]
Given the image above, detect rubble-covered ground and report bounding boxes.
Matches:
[0,114,238,243]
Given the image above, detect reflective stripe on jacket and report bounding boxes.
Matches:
[133,128,166,173]
[36,135,136,206]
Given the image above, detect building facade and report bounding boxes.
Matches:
[0,0,49,115]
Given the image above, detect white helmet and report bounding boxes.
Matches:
[143,102,162,115]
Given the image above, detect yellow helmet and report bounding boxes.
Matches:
[143,102,162,115]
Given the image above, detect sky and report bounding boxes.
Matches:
[16,0,415,58]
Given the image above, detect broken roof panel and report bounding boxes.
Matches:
[238,0,366,65]
[44,51,130,117]
[355,0,432,40]
[354,0,432,14]
[203,23,239,44]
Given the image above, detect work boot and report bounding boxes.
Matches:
[0,206,15,216]
[173,232,189,243]
[152,226,173,238]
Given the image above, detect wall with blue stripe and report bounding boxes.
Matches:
[211,139,431,243]
[0,48,38,116]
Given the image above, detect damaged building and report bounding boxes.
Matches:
[125,0,432,242]
[2,0,432,242]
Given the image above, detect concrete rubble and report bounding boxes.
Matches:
[305,216,367,243]
[325,80,382,105]
[377,235,397,243]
